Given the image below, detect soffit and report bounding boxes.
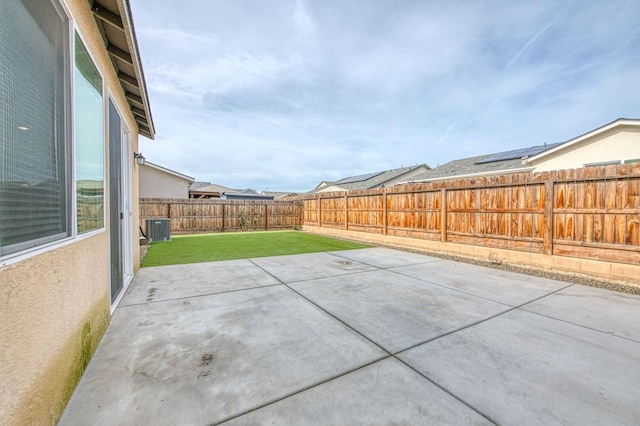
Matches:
[88,0,155,139]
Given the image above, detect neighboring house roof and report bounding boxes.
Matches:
[261,191,299,199]
[523,118,640,165]
[189,183,258,198]
[189,181,212,191]
[221,192,274,200]
[407,118,640,184]
[310,165,430,193]
[91,0,155,138]
[144,162,194,182]
[407,143,562,183]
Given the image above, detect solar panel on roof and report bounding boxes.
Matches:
[475,143,562,165]
[335,171,385,184]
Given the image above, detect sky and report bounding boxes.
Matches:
[129,0,640,193]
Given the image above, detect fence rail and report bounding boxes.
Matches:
[140,198,302,235]
[301,164,640,266]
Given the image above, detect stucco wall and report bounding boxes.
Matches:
[0,235,111,425]
[140,165,191,199]
[0,0,143,424]
[532,126,640,172]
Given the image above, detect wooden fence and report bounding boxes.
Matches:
[302,164,640,266]
[140,198,302,235]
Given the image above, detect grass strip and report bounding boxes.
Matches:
[141,230,370,267]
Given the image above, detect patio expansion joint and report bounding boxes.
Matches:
[117,282,285,308]
[246,258,500,425]
[244,257,597,425]
[381,282,580,426]
[260,267,385,286]
[386,265,568,309]
[213,355,391,425]
[248,260,392,354]
[519,307,640,345]
[394,281,577,356]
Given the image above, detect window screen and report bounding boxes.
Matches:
[75,33,104,233]
[0,0,70,255]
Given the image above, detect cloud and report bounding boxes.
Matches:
[294,0,316,42]
[132,0,640,192]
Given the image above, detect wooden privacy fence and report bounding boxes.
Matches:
[302,164,640,266]
[140,198,302,235]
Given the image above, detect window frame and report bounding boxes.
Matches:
[72,28,107,237]
[0,0,111,266]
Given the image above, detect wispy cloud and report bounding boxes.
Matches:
[294,0,316,42]
[504,0,576,70]
[130,0,640,192]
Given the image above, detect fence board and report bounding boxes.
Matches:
[140,198,302,235]
[301,164,640,264]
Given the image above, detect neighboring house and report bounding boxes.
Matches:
[139,161,194,199]
[310,165,430,193]
[406,144,558,182]
[190,182,258,199]
[0,1,154,424]
[407,118,640,183]
[522,118,640,171]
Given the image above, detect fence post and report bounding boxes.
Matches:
[317,195,321,227]
[543,178,554,255]
[440,188,447,242]
[382,190,388,235]
[344,193,348,230]
[264,204,268,231]
[221,203,225,232]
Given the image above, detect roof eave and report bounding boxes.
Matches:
[92,0,155,139]
[144,162,194,182]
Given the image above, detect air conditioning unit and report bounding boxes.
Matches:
[146,219,171,242]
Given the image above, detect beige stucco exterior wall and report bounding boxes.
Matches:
[0,236,111,426]
[140,165,192,199]
[0,0,143,424]
[531,126,640,172]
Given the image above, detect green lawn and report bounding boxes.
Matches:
[141,230,371,267]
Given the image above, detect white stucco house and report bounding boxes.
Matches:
[522,118,640,171]
[406,118,640,183]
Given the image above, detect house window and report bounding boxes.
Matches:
[0,0,71,256]
[74,33,104,233]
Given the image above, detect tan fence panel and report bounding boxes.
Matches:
[551,165,640,264]
[140,198,302,235]
[301,164,640,265]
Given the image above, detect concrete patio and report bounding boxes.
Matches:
[60,247,640,425]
